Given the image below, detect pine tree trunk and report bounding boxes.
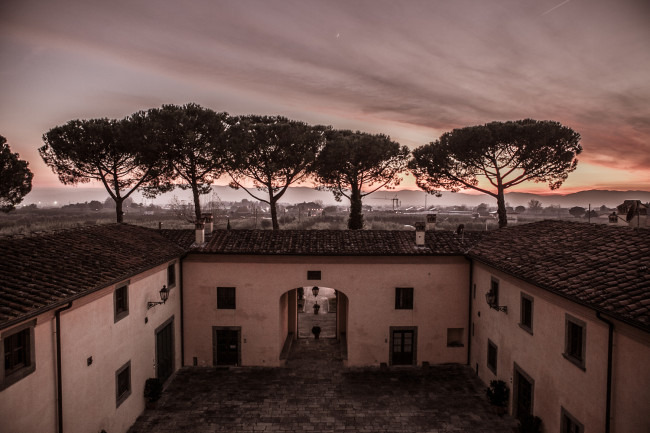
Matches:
[348,188,364,230]
[270,196,280,230]
[115,198,124,223]
[192,185,202,223]
[496,188,508,228]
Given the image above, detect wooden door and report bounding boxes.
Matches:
[515,369,533,419]
[215,329,240,366]
[156,320,174,382]
[392,330,414,365]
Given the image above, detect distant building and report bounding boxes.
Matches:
[1,219,648,433]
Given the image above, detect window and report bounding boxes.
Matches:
[487,339,498,374]
[1,321,36,390]
[395,287,413,309]
[217,287,236,309]
[519,293,533,334]
[114,284,129,323]
[446,328,464,347]
[167,262,176,288]
[564,315,586,369]
[561,407,584,433]
[490,278,500,305]
[307,270,321,280]
[115,361,131,407]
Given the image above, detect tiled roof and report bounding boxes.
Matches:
[0,224,185,329]
[159,228,197,249]
[186,229,483,256]
[469,220,650,332]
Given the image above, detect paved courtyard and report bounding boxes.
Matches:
[128,339,518,433]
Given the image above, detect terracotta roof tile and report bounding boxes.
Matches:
[184,229,483,256]
[0,224,185,329]
[468,220,650,332]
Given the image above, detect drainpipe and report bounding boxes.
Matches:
[467,258,473,366]
[596,311,614,433]
[55,302,73,433]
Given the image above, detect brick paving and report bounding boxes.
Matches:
[129,339,518,433]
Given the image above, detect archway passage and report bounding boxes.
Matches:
[280,287,348,362]
[298,286,338,339]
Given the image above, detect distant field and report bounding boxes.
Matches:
[0,206,603,237]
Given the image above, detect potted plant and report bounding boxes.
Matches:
[519,414,542,433]
[486,380,509,416]
[144,378,162,409]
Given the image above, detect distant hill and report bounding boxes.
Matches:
[21,186,650,210]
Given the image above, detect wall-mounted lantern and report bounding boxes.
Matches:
[312,286,320,298]
[147,285,170,309]
[485,290,507,313]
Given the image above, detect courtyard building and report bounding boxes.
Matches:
[1,219,648,432]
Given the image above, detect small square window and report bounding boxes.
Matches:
[561,407,584,433]
[307,270,321,280]
[447,328,464,347]
[564,315,586,369]
[519,293,533,334]
[114,284,129,323]
[1,321,36,390]
[167,262,176,288]
[487,339,498,374]
[115,361,131,407]
[395,287,413,310]
[217,287,236,309]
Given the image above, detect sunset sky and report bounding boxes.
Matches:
[1,0,649,195]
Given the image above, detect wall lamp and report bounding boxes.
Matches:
[312,286,320,297]
[147,285,170,309]
[485,290,507,313]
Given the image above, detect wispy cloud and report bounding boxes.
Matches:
[1,0,649,187]
[542,0,571,16]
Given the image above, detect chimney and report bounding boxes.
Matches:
[195,221,205,244]
[415,222,426,246]
[202,213,213,234]
[426,214,437,231]
[608,212,618,224]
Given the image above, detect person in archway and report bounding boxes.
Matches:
[311,324,321,339]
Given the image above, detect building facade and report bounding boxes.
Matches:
[0,225,184,433]
[1,220,649,433]
[469,220,650,433]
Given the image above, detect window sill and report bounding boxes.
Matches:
[518,324,533,335]
[0,364,36,391]
[114,310,129,323]
[562,353,586,371]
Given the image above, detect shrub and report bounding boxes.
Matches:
[144,378,162,402]
[486,380,509,407]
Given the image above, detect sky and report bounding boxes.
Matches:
[1,0,649,196]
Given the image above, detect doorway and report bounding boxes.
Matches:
[155,317,174,383]
[513,363,534,419]
[213,327,241,366]
[298,286,339,339]
[390,327,417,365]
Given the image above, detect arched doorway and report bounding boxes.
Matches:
[279,287,348,361]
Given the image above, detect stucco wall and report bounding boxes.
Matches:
[611,326,650,433]
[0,260,182,433]
[470,261,650,433]
[0,312,57,433]
[182,254,470,367]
